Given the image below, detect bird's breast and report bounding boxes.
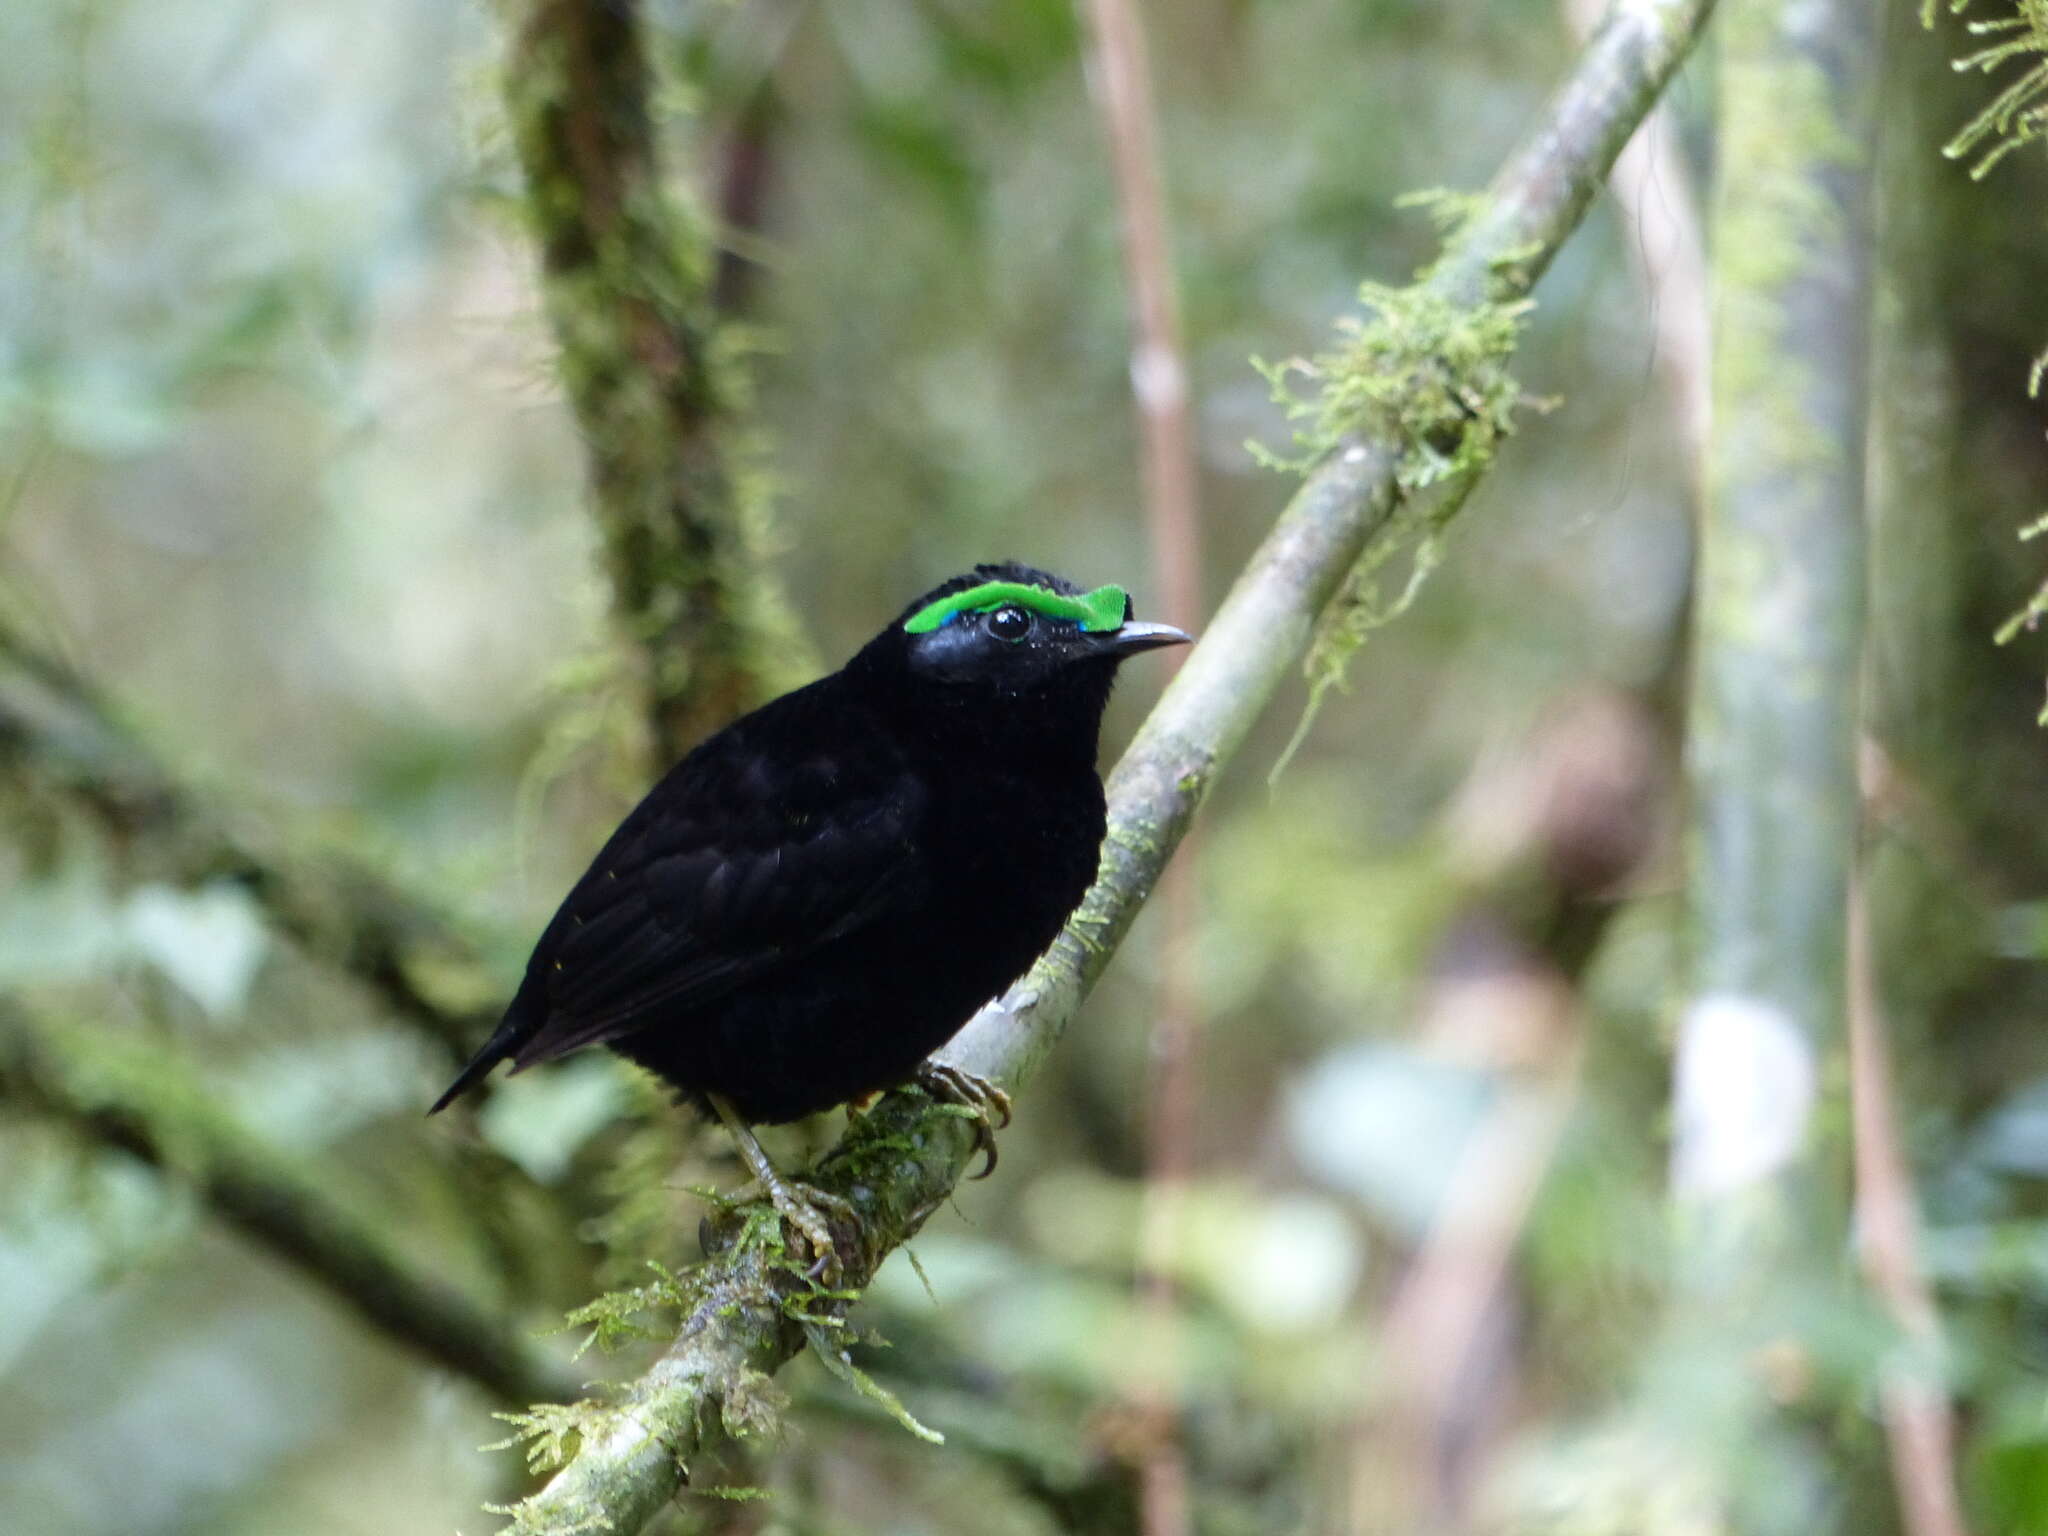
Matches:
[914,765,1105,955]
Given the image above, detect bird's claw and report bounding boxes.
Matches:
[783,1184,861,1282]
[916,1062,1014,1126]
[728,1175,858,1281]
[915,1062,1013,1178]
[707,1094,860,1281]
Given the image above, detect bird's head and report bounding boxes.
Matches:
[857,562,1191,750]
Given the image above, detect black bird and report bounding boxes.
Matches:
[432,563,1189,1266]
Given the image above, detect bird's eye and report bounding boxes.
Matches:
[986,605,1031,642]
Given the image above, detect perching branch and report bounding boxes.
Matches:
[504,0,810,763]
[0,1002,584,1409]
[500,3,1718,1530]
[0,606,491,1066]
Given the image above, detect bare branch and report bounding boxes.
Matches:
[1076,0,1207,1526]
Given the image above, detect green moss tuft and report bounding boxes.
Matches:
[487,1401,618,1476]
[559,1258,698,1357]
[1252,278,1532,490]
[800,1318,945,1445]
[1251,198,1545,770]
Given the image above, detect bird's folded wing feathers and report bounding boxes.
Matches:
[506,782,926,1068]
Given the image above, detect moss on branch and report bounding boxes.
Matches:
[1929,0,2048,176]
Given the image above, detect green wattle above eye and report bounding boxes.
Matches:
[902,581,1129,635]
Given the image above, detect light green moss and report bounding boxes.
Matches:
[511,1078,986,1515]
[487,1401,619,1478]
[558,1259,699,1357]
[1995,512,2048,721]
[1708,15,1858,489]
[1252,274,1532,492]
[1251,203,1543,770]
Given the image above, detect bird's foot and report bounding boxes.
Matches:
[913,1062,1013,1178]
[737,1174,859,1282]
[708,1094,858,1281]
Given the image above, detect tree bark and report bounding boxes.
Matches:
[505,0,809,763]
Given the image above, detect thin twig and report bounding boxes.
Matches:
[1848,874,1970,1536]
[1077,0,1206,1527]
[499,4,1720,1529]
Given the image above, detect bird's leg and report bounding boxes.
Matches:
[913,1062,1013,1178]
[707,1093,856,1280]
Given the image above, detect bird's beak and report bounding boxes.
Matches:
[1101,620,1194,656]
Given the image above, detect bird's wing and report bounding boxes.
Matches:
[506,729,927,1070]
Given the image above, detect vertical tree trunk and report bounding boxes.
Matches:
[505,0,809,764]
[1671,0,1877,1524]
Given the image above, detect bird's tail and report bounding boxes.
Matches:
[427,976,545,1115]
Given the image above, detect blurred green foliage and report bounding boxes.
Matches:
[3,1,2048,1534]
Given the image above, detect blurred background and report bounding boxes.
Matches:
[2,0,2045,1532]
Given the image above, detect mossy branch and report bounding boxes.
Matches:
[504,0,810,764]
[0,1001,584,1408]
[498,3,1719,1530]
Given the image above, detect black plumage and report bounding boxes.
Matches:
[431,563,1188,1132]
